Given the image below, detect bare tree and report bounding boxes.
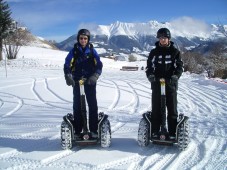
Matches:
[207,53,227,78]
[128,54,137,62]
[209,41,226,56]
[3,27,32,59]
[182,51,204,73]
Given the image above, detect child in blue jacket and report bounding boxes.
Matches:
[63,29,103,138]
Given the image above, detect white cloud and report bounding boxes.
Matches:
[77,23,101,34]
[169,16,212,38]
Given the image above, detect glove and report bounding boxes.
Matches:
[171,75,178,83]
[148,74,155,83]
[87,73,99,85]
[65,74,75,87]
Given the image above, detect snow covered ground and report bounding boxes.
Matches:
[0,46,226,170]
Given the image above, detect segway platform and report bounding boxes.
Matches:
[73,133,99,146]
[138,78,190,151]
[61,112,111,149]
[152,135,177,146]
[138,111,190,150]
[61,78,111,150]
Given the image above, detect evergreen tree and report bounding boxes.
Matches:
[0,0,12,61]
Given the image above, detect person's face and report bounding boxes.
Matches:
[79,35,88,47]
[159,36,169,46]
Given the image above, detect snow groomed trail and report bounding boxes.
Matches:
[0,68,226,170]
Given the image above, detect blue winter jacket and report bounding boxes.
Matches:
[64,43,103,81]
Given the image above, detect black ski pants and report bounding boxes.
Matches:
[151,80,178,136]
[73,83,98,134]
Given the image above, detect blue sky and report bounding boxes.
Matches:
[6,0,227,42]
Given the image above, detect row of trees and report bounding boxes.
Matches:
[182,42,227,79]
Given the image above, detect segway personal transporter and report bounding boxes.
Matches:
[61,78,111,150]
[138,78,190,151]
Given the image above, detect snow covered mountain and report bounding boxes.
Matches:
[56,19,227,56]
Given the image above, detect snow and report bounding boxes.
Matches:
[0,46,227,170]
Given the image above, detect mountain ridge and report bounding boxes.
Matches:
[55,19,227,55]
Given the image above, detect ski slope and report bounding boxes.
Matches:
[0,47,226,170]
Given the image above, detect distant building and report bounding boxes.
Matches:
[18,27,27,31]
[114,55,126,61]
[11,20,27,31]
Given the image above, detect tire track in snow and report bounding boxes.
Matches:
[93,147,162,170]
[131,147,169,170]
[99,79,126,134]
[0,149,22,160]
[101,78,147,114]
[188,87,222,114]
[1,150,73,170]
[124,79,152,114]
[178,84,199,114]
[102,79,120,110]
[44,78,72,103]
[128,145,179,170]
[113,79,145,115]
[184,82,226,109]
[135,140,199,170]
[0,97,4,109]
[125,81,140,114]
[31,78,70,110]
[177,80,227,169]
[100,79,135,112]
[100,78,141,133]
[190,136,227,170]
[0,122,58,128]
[0,131,78,170]
[165,141,199,169]
[0,96,6,118]
[100,78,151,114]
[188,89,215,114]
[180,82,226,138]
[0,92,24,118]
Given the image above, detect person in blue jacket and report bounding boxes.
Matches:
[63,29,103,138]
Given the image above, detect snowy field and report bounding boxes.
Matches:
[0,46,227,170]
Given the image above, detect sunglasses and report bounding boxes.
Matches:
[79,37,88,40]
